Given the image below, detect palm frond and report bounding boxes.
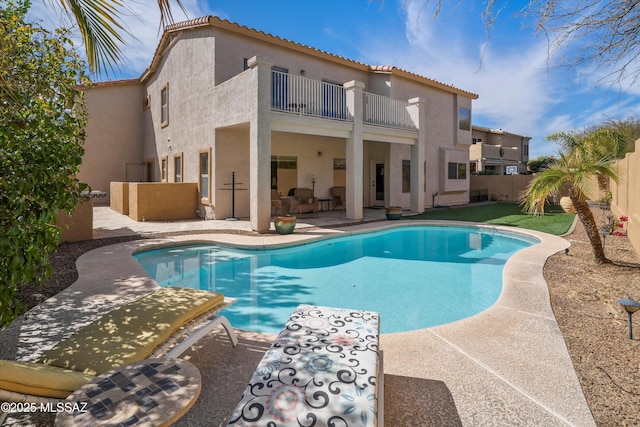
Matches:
[59,0,125,73]
[57,0,187,74]
[157,0,187,28]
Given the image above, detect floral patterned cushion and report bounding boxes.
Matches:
[227,304,381,426]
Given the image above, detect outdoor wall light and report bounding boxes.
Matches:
[617,297,640,339]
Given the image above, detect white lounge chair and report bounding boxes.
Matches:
[0,287,237,423]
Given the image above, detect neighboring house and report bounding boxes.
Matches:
[80,16,478,232]
[469,126,531,175]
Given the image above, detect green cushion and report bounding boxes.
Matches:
[36,287,223,375]
[0,360,95,398]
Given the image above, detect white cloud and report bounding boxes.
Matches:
[360,0,561,143]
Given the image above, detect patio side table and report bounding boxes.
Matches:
[318,198,333,212]
[55,358,201,427]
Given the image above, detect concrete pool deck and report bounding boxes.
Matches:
[0,206,595,426]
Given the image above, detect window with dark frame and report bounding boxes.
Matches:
[458,107,471,131]
[161,156,168,181]
[402,160,411,193]
[174,154,182,183]
[448,162,467,180]
[161,83,169,127]
[199,151,210,200]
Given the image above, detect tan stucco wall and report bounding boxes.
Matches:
[81,82,144,204]
[610,139,640,256]
[84,21,477,224]
[128,183,198,221]
[143,27,218,188]
[213,27,371,88]
[57,199,93,242]
[110,182,129,215]
[470,175,534,202]
[388,75,472,207]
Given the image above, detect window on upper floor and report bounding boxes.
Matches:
[458,107,471,131]
[271,66,289,111]
[523,143,529,156]
[161,83,169,127]
[322,79,346,119]
[472,137,482,144]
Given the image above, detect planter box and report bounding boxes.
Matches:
[385,206,403,220]
[274,215,296,234]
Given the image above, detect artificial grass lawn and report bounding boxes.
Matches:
[406,202,575,235]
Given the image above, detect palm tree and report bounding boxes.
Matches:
[521,141,619,264]
[51,0,186,74]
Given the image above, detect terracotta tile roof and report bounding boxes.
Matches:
[141,16,478,99]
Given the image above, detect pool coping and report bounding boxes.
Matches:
[3,220,594,426]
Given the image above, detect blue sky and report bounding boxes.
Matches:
[29,0,640,157]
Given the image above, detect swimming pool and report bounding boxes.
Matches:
[134,225,538,334]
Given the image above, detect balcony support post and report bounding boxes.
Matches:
[408,97,426,213]
[247,56,273,232]
[344,80,365,221]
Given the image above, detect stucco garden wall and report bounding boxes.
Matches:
[128,183,198,221]
[110,182,129,215]
[610,139,640,256]
[470,175,534,202]
[57,199,93,242]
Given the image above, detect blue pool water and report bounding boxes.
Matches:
[134,226,537,334]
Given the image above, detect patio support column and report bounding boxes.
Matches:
[408,97,426,213]
[247,56,272,233]
[344,80,365,221]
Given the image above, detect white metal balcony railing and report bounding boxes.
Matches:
[363,92,416,130]
[271,71,417,130]
[271,71,349,120]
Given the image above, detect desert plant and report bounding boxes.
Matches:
[521,150,618,264]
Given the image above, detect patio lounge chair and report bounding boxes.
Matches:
[0,287,237,421]
[271,189,291,216]
[293,187,318,216]
[331,186,346,210]
[228,304,383,426]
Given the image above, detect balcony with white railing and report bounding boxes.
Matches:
[363,92,416,130]
[270,71,417,131]
[271,71,350,121]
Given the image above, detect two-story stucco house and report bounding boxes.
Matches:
[469,126,530,175]
[79,16,478,232]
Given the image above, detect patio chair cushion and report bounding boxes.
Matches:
[0,360,95,398]
[36,287,224,375]
[228,304,382,426]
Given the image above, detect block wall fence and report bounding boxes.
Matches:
[610,139,640,257]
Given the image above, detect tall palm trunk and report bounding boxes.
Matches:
[570,190,607,263]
